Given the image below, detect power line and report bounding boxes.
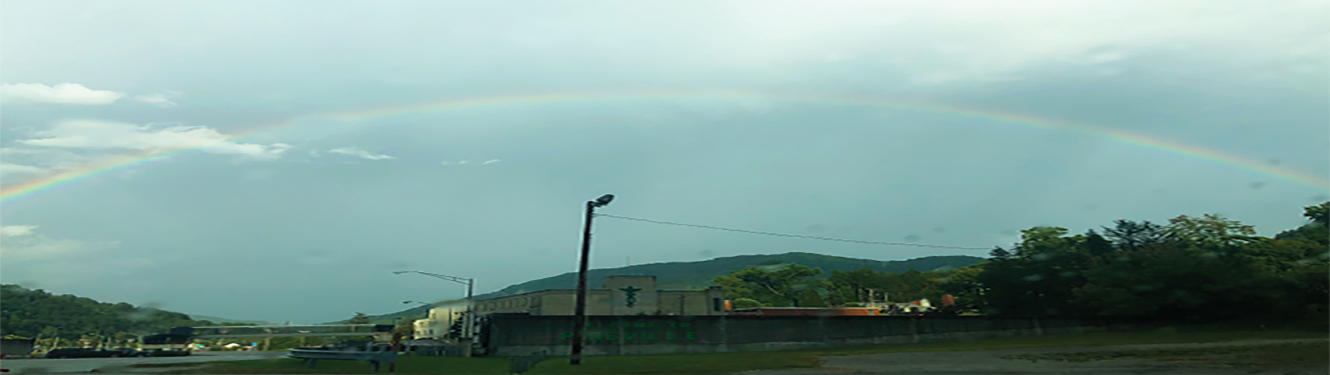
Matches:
[595,214,992,250]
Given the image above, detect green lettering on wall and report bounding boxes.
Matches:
[686,332,699,340]
[665,332,677,340]
[560,332,574,340]
[605,332,618,340]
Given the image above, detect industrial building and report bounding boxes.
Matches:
[413,275,726,340]
[413,299,469,340]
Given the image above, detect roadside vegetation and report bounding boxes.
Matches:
[716,203,1330,325]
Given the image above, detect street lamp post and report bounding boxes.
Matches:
[393,271,475,337]
[570,194,614,365]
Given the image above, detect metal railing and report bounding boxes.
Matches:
[288,347,398,372]
[186,324,392,338]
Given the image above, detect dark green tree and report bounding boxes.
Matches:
[731,298,763,309]
[1102,220,1168,250]
[713,264,826,307]
[1306,202,1329,226]
[795,289,829,307]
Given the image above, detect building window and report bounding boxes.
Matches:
[712,298,722,312]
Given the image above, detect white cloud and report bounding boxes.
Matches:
[0,225,38,237]
[0,83,125,105]
[329,147,396,160]
[0,163,48,178]
[17,120,291,160]
[309,150,322,157]
[482,159,502,165]
[457,160,469,165]
[134,92,181,107]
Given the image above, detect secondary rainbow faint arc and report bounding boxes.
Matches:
[1,89,1325,204]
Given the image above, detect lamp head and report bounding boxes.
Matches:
[592,194,615,207]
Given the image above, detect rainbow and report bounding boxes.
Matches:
[2,89,1326,204]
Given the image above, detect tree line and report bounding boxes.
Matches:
[0,284,246,340]
[715,202,1329,322]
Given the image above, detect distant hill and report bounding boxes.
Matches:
[0,284,225,339]
[353,252,984,324]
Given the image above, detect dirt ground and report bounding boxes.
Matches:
[740,339,1329,375]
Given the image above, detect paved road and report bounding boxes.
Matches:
[1,351,287,374]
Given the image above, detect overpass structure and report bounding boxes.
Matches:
[141,325,396,351]
[171,324,395,339]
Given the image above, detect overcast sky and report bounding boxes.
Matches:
[2,0,1327,324]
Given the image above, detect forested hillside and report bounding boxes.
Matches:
[480,252,980,299]
[355,253,983,323]
[0,285,234,340]
[712,203,1330,323]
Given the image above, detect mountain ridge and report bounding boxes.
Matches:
[356,252,985,323]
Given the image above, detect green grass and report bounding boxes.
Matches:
[527,351,820,374]
[176,322,1328,374]
[1247,340,1330,365]
[1005,341,1330,366]
[814,323,1326,357]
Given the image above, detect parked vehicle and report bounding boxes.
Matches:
[44,349,95,359]
[43,348,144,359]
[109,348,148,357]
[146,350,190,357]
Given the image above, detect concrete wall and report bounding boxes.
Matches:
[484,314,1138,356]
[656,288,727,316]
[469,283,726,317]
[1,339,35,355]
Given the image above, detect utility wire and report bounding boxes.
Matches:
[595,213,992,250]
